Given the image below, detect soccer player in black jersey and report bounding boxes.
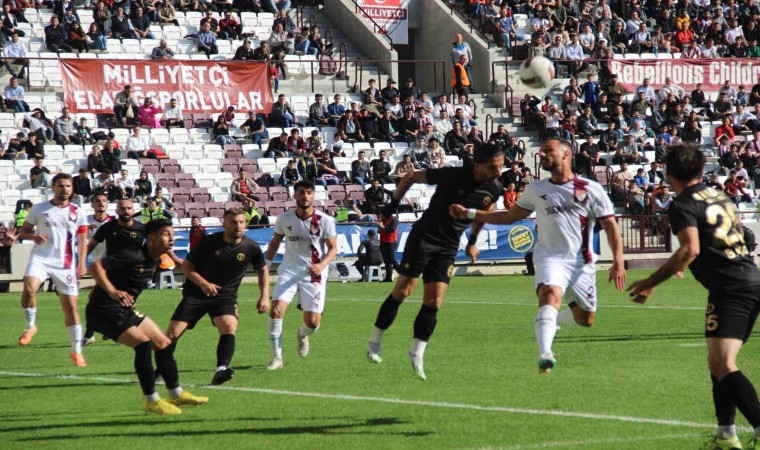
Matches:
[366,143,504,380]
[629,144,760,450]
[86,219,208,416]
[165,209,270,385]
[82,199,147,344]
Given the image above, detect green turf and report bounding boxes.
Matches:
[1,270,758,449]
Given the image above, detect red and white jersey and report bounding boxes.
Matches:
[274,209,337,275]
[516,176,614,263]
[26,201,88,268]
[87,213,114,262]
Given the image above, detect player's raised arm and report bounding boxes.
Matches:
[627,226,700,303]
[449,203,533,225]
[599,215,626,291]
[464,203,495,263]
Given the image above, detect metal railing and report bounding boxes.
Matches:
[617,214,672,253]
[348,0,394,51]
[440,0,493,49]
[484,113,493,137]
[353,59,448,98]
[490,59,513,115]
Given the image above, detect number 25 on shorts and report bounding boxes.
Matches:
[705,303,719,332]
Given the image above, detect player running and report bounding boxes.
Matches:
[164,209,270,385]
[450,138,625,373]
[16,173,89,367]
[264,181,337,370]
[87,219,208,415]
[366,143,503,381]
[628,144,760,450]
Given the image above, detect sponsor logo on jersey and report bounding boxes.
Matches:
[236,253,245,261]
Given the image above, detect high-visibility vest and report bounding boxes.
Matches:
[140,206,164,223]
[451,62,470,87]
[14,210,28,228]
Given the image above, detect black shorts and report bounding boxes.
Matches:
[398,229,458,284]
[85,298,146,342]
[705,287,760,342]
[170,296,238,329]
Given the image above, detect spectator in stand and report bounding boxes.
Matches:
[400,78,422,102]
[351,151,371,185]
[241,198,269,226]
[157,1,179,25]
[737,86,749,107]
[24,133,44,159]
[251,40,270,61]
[338,110,364,142]
[0,132,25,160]
[399,108,420,143]
[26,109,54,142]
[714,117,736,145]
[233,39,255,60]
[2,33,28,79]
[86,145,107,175]
[29,157,51,188]
[564,35,585,77]
[270,94,298,127]
[131,6,155,40]
[265,132,289,158]
[428,137,446,168]
[580,73,599,108]
[451,54,471,98]
[362,79,383,115]
[576,135,601,178]
[53,107,79,145]
[230,169,260,202]
[151,38,175,59]
[160,98,184,129]
[367,150,391,184]
[271,8,295,33]
[444,120,468,155]
[125,126,152,159]
[610,162,633,202]
[316,151,339,186]
[109,7,136,40]
[240,111,268,146]
[66,21,89,53]
[268,22,292,54]
[113,85,138,126]
[134,170,152,199]
[327,94,345,127]
[733,105,758,133]
[197,21,218,57]
[279,159,300,186]
[380,79,400,105]
[4,76,28,112]
[393,154,414,179]
[45,16,73,53]
[286,128,306,156]
[724,170,751,204]
[137,97,161,129]
[115,169,135,199]
[362,178,390,214]
[73,169,92,203]
[219,10,242,39]
[307,94,329,127]
[265,0,290,12]
[211,114,233,145]
[690,82,710,108]
[547,35,568,76]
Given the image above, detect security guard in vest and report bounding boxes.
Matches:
[136,197,173,223]
[355,230,383,282]
[451,54,471,98]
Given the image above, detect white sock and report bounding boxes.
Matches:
[24,308,37,329]
[144,393,159,403]
[168,387,183,398]
[410,338,428,357]
[268,317,283,359]
[557,308,578,327]
[298,323,317,337]
[369,327,385,344]
[717,425,737,439]
[216,365,227,372]
[535,305,559,357]
[68,324,83,354]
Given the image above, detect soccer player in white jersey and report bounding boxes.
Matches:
[451,138,626,373]
[16,173,89,367]
[264,181,338,370]
[82,192,114,345]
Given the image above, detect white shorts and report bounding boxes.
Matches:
[534,259,597,312]
[25,258,79,296]
[272,269,328,314]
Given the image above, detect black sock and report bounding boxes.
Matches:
[374,294,402,330]
[83,325,94,340]
[712,375,737,426]
[155,346,180,390]
[720,371,760,428]
[216,334,235,368]
[134,341,155,396]
[413,304,439,342]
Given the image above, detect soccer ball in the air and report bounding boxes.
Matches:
[517,57,555,89]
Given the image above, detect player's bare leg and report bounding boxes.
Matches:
[267,300,288,370]
[296,311,321,358]
[536,284,563,373]
[557,303,595,327]
[18,276,43,346]
[211,315,238,384]
[59,294,85,366]
[705,337,760,449]
[367,274,419,363]
[407,281,448,381]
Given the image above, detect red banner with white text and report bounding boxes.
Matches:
[61,59,274,114]
[607,58,760,92]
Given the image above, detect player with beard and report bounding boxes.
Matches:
[16,173,89,366]
[164,209,270,385]
[366,143,504,381]
[86,219,208,415]
[81,192,114,345]
[450,138,626,373]
[264,181,337,370]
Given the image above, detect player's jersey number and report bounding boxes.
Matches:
[705,202,747,259]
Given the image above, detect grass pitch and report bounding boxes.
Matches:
[1,270,758,449]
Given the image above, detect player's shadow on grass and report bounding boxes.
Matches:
[1,418,211,433]
[0,343,72,350]
[555,332,703,343]
[16,417,434,441]
[0,382,125,391]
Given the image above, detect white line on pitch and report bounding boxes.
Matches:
[476,432,699,449]
[0,370,725,430]
[321,298,705,311]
